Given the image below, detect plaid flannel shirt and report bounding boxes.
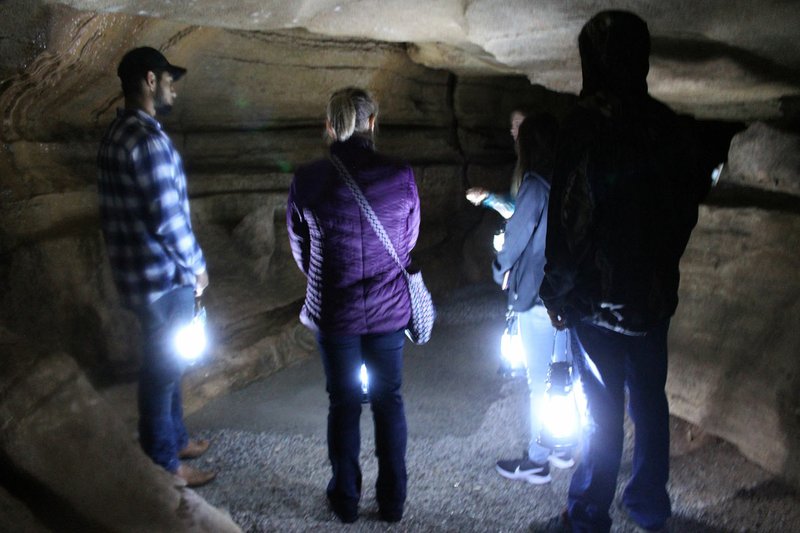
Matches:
[97,109,206,309]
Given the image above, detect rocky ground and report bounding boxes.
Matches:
[186,284,800,532]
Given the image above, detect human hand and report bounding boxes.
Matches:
[195,270,209,297]
[466,187,489,206]
[547,308,567,330]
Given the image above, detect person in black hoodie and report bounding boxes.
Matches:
[540,10,716,533]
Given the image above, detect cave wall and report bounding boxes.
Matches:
[0,4,570,393]
[669,125,800,485]
[0,326,242,532]
[1,0,799,513]
[672,205,800,481]
[42,0,800,122]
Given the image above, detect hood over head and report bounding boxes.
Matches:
[578,10,650,99]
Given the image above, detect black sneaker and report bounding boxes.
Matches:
[495,452,551,484]
[328,497,358,524]
[379,508,403,523]
[549,449,575,469]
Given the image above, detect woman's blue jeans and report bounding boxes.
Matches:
[518,304,567,463]
[135,286,194,473]
[317,329,407,518]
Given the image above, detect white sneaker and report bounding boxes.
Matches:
[548,449,575,469]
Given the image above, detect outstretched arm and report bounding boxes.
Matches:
[466,187,515,219]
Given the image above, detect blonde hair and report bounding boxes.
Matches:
[326,87,378,142]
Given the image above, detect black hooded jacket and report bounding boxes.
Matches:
[540,11,712,334]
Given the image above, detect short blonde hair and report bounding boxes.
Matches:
[326,87,378,142]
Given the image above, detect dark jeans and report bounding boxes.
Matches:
[317,329,407,519]
[567,320,671,533]
[135,286,194,473]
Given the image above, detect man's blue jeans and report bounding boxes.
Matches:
[518,304,568,464]
[135,286,194,473]
[567,320,671,533]
[317,329,407,519]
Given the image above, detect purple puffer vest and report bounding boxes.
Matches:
[287,136,420,335]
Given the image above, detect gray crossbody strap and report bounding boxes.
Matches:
[330,155,409,279]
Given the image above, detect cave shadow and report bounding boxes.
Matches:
[528,514,732,533]
[776,365,800,502]
[0,449,106,532]
[706,183,800,215]
[733,477,798,501]
[663,516,732,533]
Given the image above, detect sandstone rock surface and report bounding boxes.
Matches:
[669,204,800,486]
[0,327,242,532]
[1,3,565,385]
[0,1,799,525]
[726,122,800,196]
[42,0,800,120]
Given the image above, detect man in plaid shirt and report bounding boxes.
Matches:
[97,47,215,487]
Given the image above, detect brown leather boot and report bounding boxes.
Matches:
[175,463,216,487]
[178,438,211,459]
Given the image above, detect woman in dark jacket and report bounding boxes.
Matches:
[287,87,419,524]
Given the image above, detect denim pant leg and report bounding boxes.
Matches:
[362,330,407,515]
[567,323,627,533]
[171,379,189,452]
[136,286,194,473]
[622,321,671,530]
[317,332,364,514]
[518,305,561,464]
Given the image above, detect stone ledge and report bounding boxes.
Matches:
[0,327,242,532]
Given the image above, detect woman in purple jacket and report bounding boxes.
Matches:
[287,87,420,524]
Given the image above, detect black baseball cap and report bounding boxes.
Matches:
[117,46,187,81]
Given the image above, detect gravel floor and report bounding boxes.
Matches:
[187,284,800,532]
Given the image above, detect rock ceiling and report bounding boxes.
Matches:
[2,0,800,504]
[44,0,800,120]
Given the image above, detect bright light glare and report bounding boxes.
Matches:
[711,162,724,187]
[542,393,579,439]
[572,377,589,428]
[174,318,207,362]
[493,231,505,252]
[360,363,369,395]
[500,329,526,369]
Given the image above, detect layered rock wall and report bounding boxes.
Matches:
[1,1,800,524]
[0,5,540,529]
[0,4,563,395]
[44,0,800,121]
[0,327,242,532]
[673,205,800,474]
